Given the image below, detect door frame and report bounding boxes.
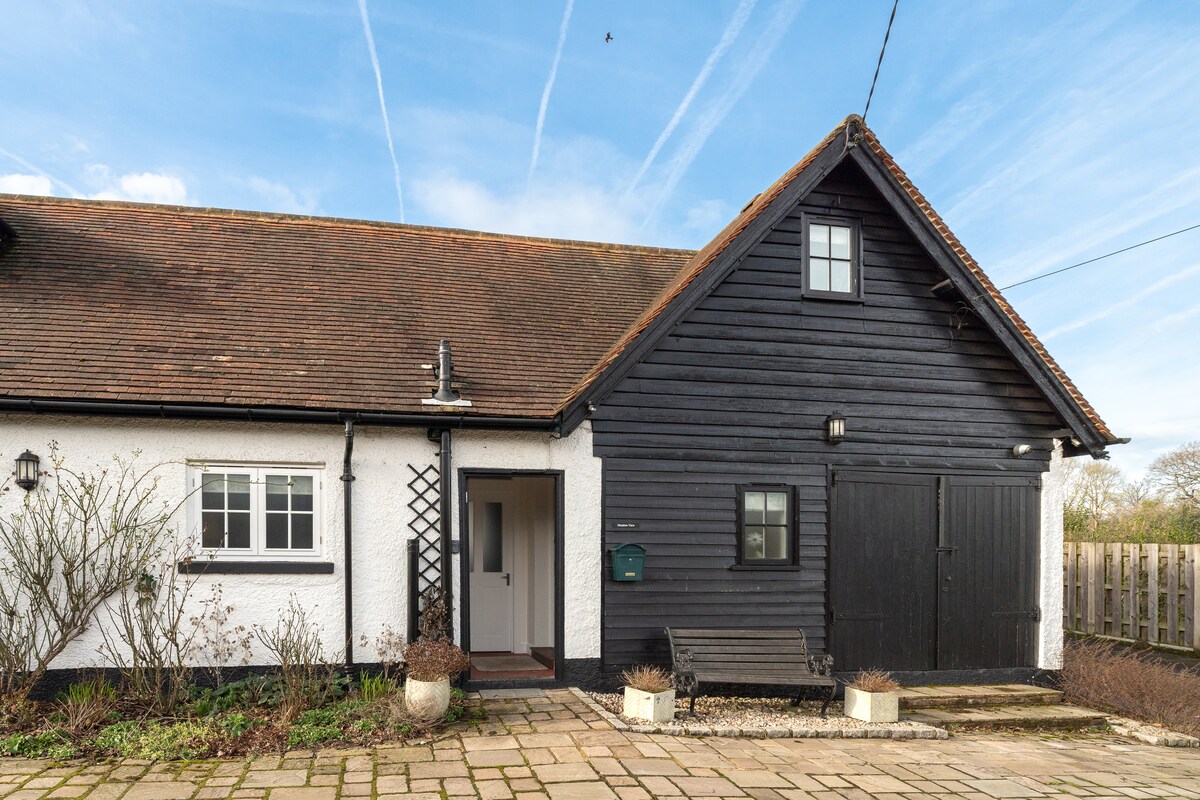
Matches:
[458,469,565,682]
[826,466,1042,672]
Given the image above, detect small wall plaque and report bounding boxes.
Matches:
[614,522,639,529]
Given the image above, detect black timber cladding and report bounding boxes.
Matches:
[594,160,1060,670]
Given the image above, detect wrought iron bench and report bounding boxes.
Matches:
[665,627,837,716]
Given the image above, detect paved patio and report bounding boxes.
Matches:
[1,689,1198,799]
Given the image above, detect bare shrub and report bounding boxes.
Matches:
[0,448,175,702]
[402,637,469,682]
[254,596,335,720]
[359,624,406,680]
[621,665,673,693]
[56,676,117,731]
[417,586,449,639]
[1061,638,1200,736]
[189,583,252,688]
[98,538,207,715]
[846,669,899,693]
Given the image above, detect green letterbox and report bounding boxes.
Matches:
[610,543,646,582]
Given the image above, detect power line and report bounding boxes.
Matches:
[862,0,900,124]
[1000,223,1200,291]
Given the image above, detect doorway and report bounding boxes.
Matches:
[829,471,1040,673]
[461,472,561,680]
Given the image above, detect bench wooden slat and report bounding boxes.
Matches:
[665,626,836,716]
[693,673,833,686]
[671,629,803,639]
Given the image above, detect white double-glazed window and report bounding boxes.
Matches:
[804,215,862,300]
[737,485,796,566]
[188,465,323,558]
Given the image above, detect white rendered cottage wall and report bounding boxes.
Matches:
[1038,441,1067,670]
[0,414,603,670]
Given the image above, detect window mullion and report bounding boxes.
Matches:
[253,467,265,557]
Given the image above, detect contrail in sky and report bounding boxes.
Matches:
[644,0,803,228]
[528,0,575,187]
[356,0,405,222]
[624,0,756,201]
[0,147,81,196]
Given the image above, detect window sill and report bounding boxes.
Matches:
[802,290,864,303]
[729,564,803,571]
[177,560,335,575]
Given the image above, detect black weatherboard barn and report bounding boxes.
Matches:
[565,115,1123,681]
[0,115,1121,688]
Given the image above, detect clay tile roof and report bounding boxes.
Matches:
[0,118,1115,441]
[563,115,1116,443]
[0,196,691,418]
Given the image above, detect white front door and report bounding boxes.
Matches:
[468,487,515,652]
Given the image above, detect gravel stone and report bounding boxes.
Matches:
[585,692,930,734]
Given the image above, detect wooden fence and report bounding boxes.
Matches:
[1064,542,1200,650]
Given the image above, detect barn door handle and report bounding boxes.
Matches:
[937,546,957,553]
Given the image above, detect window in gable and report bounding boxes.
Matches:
[190,465,323,559]
[803,216,862,300]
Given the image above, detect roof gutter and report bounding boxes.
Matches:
[0,397,560,432]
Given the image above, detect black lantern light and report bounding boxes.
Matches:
[825,413,846,445]
[14,450,40,491]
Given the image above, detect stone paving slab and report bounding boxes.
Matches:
[896,684,1063,708]
[905,703,1109,730]
[2,688,1200,799]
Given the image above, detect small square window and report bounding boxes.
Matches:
[804,217,861,299]
[738,485,796,566]
[189,465,323,559]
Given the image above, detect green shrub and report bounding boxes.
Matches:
[286,720,342,748]
[217,712,253,738]
[295,707,338,727]
[95,720,220,761]
[0,729,77,760]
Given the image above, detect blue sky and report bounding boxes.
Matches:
[3,0,1198,476]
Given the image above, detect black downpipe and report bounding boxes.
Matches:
[341,419,356,667]
[439,429,453,636]
[406,539,420,643]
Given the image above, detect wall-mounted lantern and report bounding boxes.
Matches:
[1012,444,1033,458]
[825,413,846,445]
[14,450,39,491]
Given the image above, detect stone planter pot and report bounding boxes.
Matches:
[623,686,676,723]
[843,686,899,723]
[405,676,451,721]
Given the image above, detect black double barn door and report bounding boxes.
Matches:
[830,471,1039,672]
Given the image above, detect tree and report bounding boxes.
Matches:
[1148,441,1200,508]
[1064,460,1125,538]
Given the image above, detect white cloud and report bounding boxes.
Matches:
[240,176,319,215]
[412,174,646,244]
[0,173,54,195]
[86,167,190,204]
[683,199,728,234]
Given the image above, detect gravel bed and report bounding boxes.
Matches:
[581,690,946,739]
